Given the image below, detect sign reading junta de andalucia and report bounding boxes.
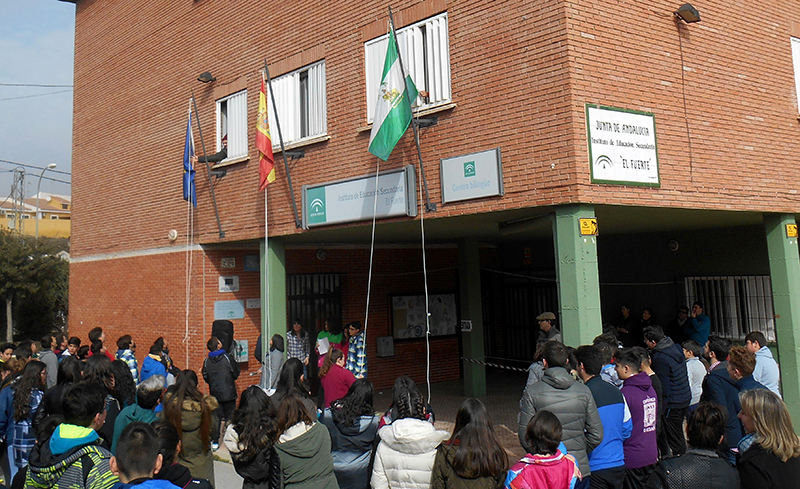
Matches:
[586,104,660,187]
[302,165,417,229]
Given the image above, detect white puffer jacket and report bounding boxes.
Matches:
[371,418,450,489]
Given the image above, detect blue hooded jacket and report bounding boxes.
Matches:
[585,376,632,472]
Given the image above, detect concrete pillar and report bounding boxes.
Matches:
[458,237,486,397]
[552,205,603,346]
[764,214,800,422]
[261,237,287,356]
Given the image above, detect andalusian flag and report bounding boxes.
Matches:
[257,78,275,190]
[368,28,418,161]
[183,108,196,207]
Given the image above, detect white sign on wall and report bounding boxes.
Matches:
[218,276,239,292]
[440,148,504,204]
[302,165,417,228]
[586,104,660,187]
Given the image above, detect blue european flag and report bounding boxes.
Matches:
[183,110,196,207]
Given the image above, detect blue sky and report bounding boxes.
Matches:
[0,0,75,199]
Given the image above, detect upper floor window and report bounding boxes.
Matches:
[792,38,800,110]
[365,12,451,122]
[216,90,248,161]
[61,203,69,210]
[268,60,327,147]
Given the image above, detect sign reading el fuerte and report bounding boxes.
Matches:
[586,104,660,187]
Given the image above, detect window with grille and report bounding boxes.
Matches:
[684,275,775,342]
[365,12,451,122]
[267,61,327,147]
[792,38,800,109]
[215,90,248,161]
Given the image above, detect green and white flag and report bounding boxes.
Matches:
[368,28,418,161]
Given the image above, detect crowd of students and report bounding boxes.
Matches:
[0,318,798,489]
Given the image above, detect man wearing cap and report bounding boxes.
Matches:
[537,312,562,342]
[192,134,228,164]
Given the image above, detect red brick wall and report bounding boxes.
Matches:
[70,246,460,392]
[68,0,800,259]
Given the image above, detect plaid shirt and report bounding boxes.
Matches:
[116,349,139,385]
[12,389,43,469]
[346,332,367,379]
[286,331,309,362]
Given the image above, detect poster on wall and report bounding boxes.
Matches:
[214,300,245,320]
[232,339,248,363]
[391,294,458,339]
[586,104,660,187]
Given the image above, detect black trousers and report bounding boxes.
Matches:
[591,466,625,489]
[623,465,655,489]
[662,407,688,456]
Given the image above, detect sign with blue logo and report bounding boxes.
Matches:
[302,165,417,228]
[440,148,504,204]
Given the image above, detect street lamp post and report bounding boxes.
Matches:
[35,163,57,239]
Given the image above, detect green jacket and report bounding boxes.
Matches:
[275,421,339,489]
[111,403,159,454]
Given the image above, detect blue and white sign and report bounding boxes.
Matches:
[302,165,417,228]
[440,148,504,204]
[214,300,245,320]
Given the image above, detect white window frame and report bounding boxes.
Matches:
[792,38,800,110]
[215,90,248,161]
[684,275,776,341]
[267,60,327,147]
[365,12,451,123]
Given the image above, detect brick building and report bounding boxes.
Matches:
[63,0,800,415]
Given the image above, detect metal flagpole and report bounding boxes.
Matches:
[263,59,302,229]
[190,90,226,238]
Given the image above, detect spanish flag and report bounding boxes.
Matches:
[257,78,275,190]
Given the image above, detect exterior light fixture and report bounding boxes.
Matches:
[197,71,216,83]
[675,3,701,23]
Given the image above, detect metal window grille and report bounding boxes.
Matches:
[684,275,775,341]
[365,12,451,122]
[215,90,248,160]
[267,60,327,146]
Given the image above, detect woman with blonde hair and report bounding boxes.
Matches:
[737,389,800,487]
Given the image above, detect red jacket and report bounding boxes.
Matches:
[320,364,355,407]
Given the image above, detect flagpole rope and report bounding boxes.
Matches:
[416,136,432,405]
[363,158,381,365]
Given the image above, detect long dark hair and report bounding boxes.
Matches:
[82,354,114,394]
[163,370,212,453]
[319,348,344,378]
[277,395,315,434]
[449,398,507,478]
[392,376,426,421]
[13,360,46,422]
[152,420,181,465]
[270,334,284,353]
[275,358,308,399]
[332,379,374,427]
[231,386,278,463]
[57,356,82,385]
[110,360,136,406]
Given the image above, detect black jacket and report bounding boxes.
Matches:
[645,448,740,489]
[700,362,744,449]
[202,351,240,402]
[650,337,691,409]
[231,446,282,489]
[737,443,800,489]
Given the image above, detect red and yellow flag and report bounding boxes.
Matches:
[257,78,275,190]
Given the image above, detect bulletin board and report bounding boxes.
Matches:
[391,294,458,339]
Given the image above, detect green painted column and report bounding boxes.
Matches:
[458,238,486,397]
[552,205,602,346]
[261,237,287,357]
[764,214,800,423]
